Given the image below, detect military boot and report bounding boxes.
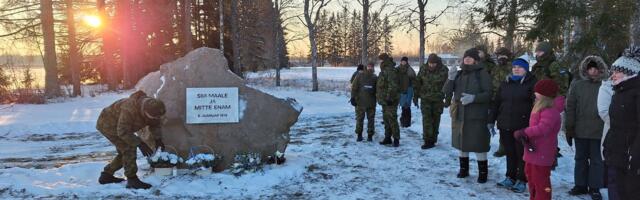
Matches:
[457,157,470,178]
[126,176,152,189]
[478,160,488,183]
[393,138,399,147]
[367,134,373,142]
[98,172,125,184]
[356,134,363,142]
[379,137,392,145]
[493,145,506,157]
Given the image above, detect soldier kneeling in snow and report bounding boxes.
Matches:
[96,91,166,189]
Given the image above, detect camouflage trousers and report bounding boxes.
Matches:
[100,130,138,178]
[355,106,376,136]
[382,105,400,140]
[420,101,444,144]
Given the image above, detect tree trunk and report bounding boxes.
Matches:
[183,0,193,52]
[418,0,426,66]
[41,0,60,98]
[231,0,242,77]
[219,0,224,52]
[361,0,369,65]
[66,0,81,97]
[97,0,117,90]
[562,18,571,58]
[116,0,134,89]
[304,0,319,91]
[504,0,517,51]
[274,0,281,87]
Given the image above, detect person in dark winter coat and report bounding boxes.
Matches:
[492,47,515,158]
[565,56,608,199]
[414,53,448,149]
[443,48,493,183]
[351,63,378,142]
[377,53,401,147]
[514,79,565,200]
[489,58,537,193]
[351,64,365,83]
[603,46,640,200]
[398,57,417,127]
[476,45,497,76]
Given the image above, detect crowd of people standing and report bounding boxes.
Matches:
[349,44,640,200]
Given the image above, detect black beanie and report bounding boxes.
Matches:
[401,57,409,62]
[463,48,481,61]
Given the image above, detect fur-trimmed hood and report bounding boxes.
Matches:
[579,55,609,81]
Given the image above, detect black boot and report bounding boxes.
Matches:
[457,157,470,178]
[568,186,588,196]
[367,134,373,142]
[379,137,392,145]
[477,160,488,183]
[126,176,152,189]
[393,138,399,147]
[421,142,435,149]
[356,134,363,142]
[98,172,125,184]
[589,189,602,200]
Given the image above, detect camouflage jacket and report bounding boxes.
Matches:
[532,55,570,96]
[376,59,400,106]
[414,63,448,103]
[491,63,512,98]
[351,71,378,108]
[96,91,164,147]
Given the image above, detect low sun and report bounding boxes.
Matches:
[83,15,102,28]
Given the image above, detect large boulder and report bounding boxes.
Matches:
[135,47,302,171]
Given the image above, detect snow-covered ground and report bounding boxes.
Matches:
[0,67,594,199]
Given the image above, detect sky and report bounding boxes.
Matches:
[286,0,465,58]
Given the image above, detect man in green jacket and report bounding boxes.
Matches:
[414,53,448,149]
[532,42,571,96]
[96,91,167,189]
[377,53,401,147]
[492,47,514,157]
[351,63,378,142]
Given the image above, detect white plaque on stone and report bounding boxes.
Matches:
[186,87,239,124]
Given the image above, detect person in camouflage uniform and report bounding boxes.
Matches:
[376,53,401,147]
[351,63,378,142]
[413,53,448,149]
[476,45,498,76]
[96,90,167,189]
[532,42,571,96]
[491,47,514,158]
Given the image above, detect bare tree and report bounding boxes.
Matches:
[66,0,80,97]
[406,0,454,66]
[182,0,193,52]
[273,0,298,86]
[231,0,242,77]
[41,0,60,98]
[97,0,117,90]
[358,0,372,65]
[219,0,224,52]
[300,0,332,91]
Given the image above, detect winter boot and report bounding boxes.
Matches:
[126,176,152,189]
[496,178,515,188]
[589,189,602,200]
[457,157,470,178]
[356,134,363,142]
[393,138,399,147]
[98,172,125,184]
[379,137,392,145]
[511,181,527,193]
[367,134,373,142]
[421,142,435,150]
[477,160,488,183]
[493,145,506,157]
[568,186,589,196]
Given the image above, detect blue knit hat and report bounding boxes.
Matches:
[512,58,530,71]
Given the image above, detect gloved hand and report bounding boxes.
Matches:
[350,97,357,107]
[565,135,573,147]
[460,93,475,105]
[448,66,458,80]
[514,129,526,140]
[413,98,419,108]
[138,143,154,157]
[155,139,165,151]
[487,123,496,137]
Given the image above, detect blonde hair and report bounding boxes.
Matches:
[532,95,554,113]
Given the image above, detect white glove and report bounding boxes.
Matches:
[487,123,496,137]
[460,93,475,105]
[448,66,458,80]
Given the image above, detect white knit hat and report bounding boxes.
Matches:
[611,46,640,76]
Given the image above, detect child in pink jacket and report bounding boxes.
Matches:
[514,79,564,200]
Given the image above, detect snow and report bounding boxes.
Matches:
[0,67,594,199]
